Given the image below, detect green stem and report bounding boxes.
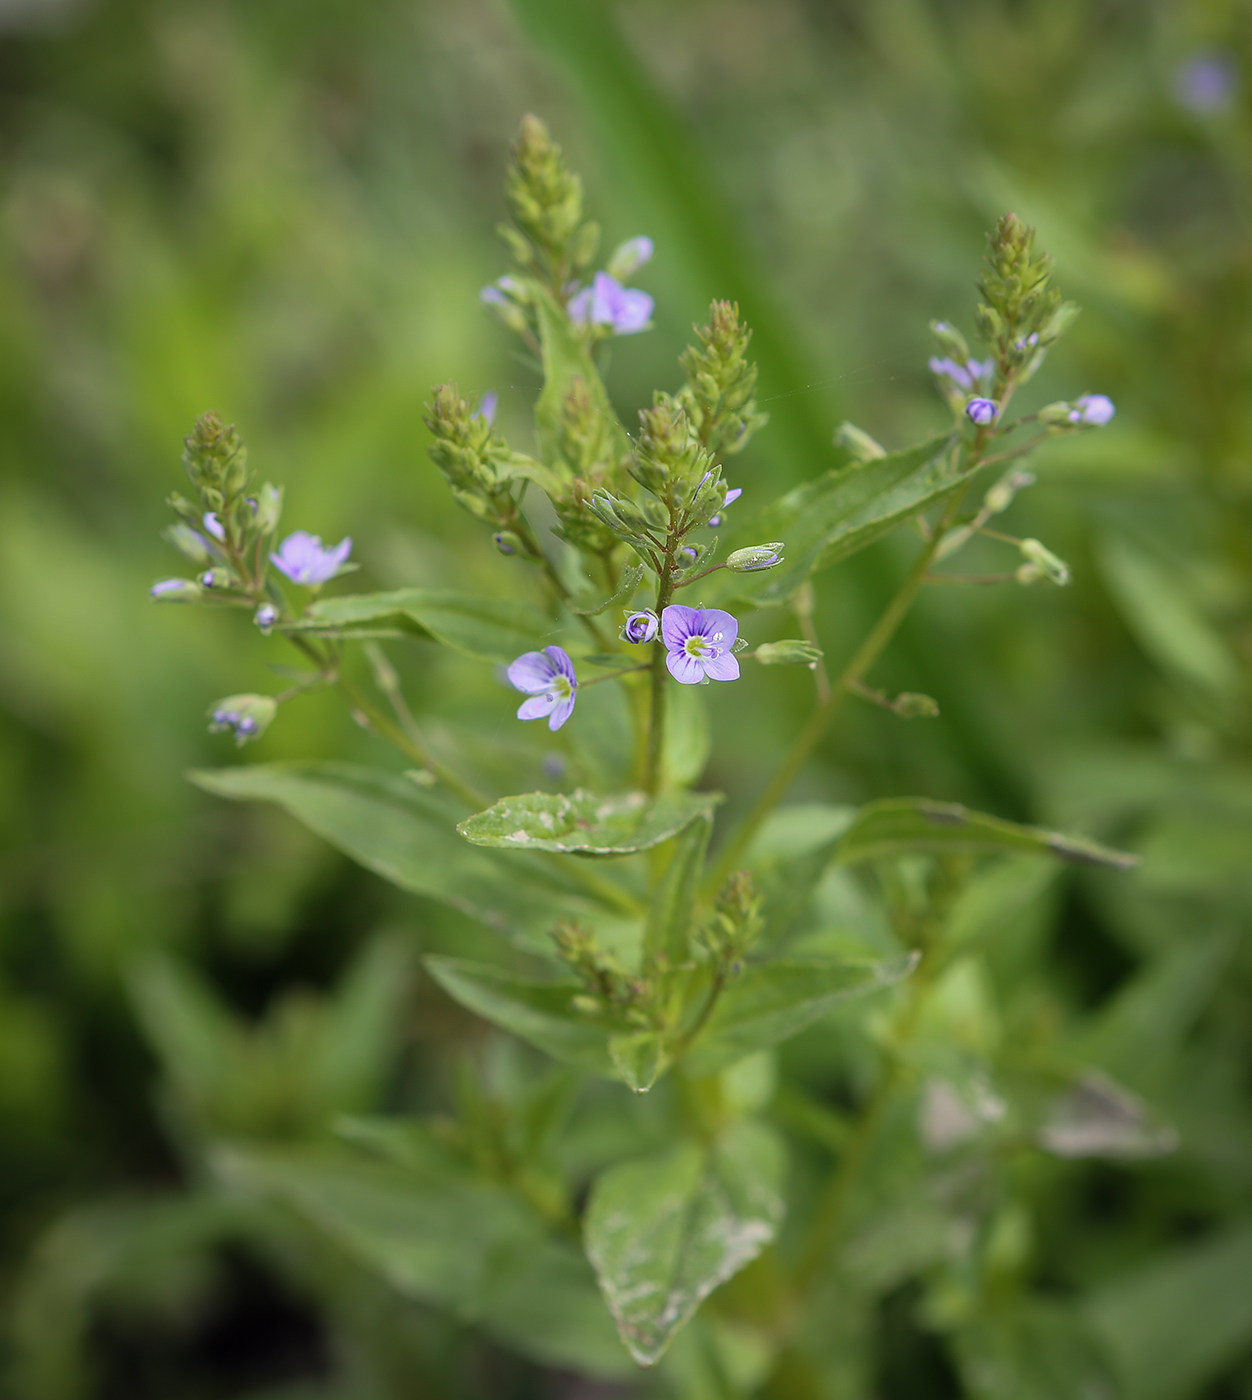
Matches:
[643,557,678,794]
[706,490,968,891]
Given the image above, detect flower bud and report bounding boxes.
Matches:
[150,578,202,602]
[983,470,1035,516]
[755,639,823,666]
[254,603,279,632]
[198,569,223,589]
[893,692,940,718]
[965,398,999,426]
[929,320,971,362]
[1018,538,1070,586]
[207,693,277,746]
[835,421,886,461]
[727,542,785,572]
[163,523,214,565]
[620,609,659,644]
[607,235,654,281]
[493,530,522,556]
[253,482,283,535]
[1074,393,1115,426]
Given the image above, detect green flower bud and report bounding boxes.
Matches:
[150,578,202,602]
[983,470,1035,515]
[893,692,940,718]
[253,482,283,535]
[571,219,600,270]
[207,693,277,746]
[929,320,971,362]
[163,523,213,565]
[1019,537,1071,586]
[755,639,823,666]
[834,421,886,462]
[727,543,785,572]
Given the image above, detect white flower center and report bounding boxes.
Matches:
[684,635,710,658]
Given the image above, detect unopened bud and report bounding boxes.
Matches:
[893,692,940,718]
[150,578,202,602]
[199,569,225,589]
[1019,538,1070,585]
[621,609,659,644]
[755,639,823,666]
[965,398,999,426]
[207,693,277,746]
[606,235,654,281]
[254,603,279,632]
[983,470,1035,515]
[929,320,972,362]
[163,523,213,565]
[1015,562,1044,585]
[727,542,784,573]
[253,482,283,535]
[835,421,886,461]
[493,530,522,556]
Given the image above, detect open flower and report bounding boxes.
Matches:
[568,272,653,335]
[929,356,993,394]
[661,605,741,684]
[270,531,352,586]
[507,646,578,730]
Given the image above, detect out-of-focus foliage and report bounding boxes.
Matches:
[0,0,1249,1397]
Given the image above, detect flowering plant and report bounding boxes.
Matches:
[146,116,1158,1388]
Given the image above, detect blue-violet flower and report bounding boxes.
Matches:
[621,609,659,644]
[965,398,999,426]
[661,605,741,685]
[568,272,653,335]
[474,391,498,426]
[508,646,578,730]
[1070,393,1115,426]
[270,531,353,586]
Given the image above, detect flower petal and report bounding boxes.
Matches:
[543,645,578,687]
[612,288,654,333]
[698,608,739,650]
[517,694,557,721]
[702,650,741,682]
[507,651,556,693]
[661,604,701,652]
[666,650,706,685]
[547,693,576,730]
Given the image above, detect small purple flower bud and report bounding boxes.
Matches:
[493,531,519,556]
[621,609,659,644]
[207,693,277,746]
[474,391,498,426]
[660,605,741,684]
[507,645,578,731]
[270,531,353,586]
[726,543,784,573]
[199,569,221,588]
[606,236,654,281]
[677,545,699,566]
[965,398,999,426]
[150,578,200,601]
[202,512,226,541]
[254,603,279,631]
[1075,393,1115,426]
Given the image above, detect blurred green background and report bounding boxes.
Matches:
[1,0,1250,1396]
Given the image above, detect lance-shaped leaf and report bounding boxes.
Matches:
[532,285,631,466]
[189,763,620,951]
[608,1030,668,1094]
[286,588,550,663]
[833,797,1139,870]
[683,954,919,1076]
[424,956,620,1076]
[644,812,712,965]
[584,1120,786,1367]
[213,1144,630,1378]
[459,788,720,856]
[709,434,972,607]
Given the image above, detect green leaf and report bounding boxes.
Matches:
[189,763,619,951]
[608,1030,668,1094]
[423,956,619,1075]
[1085,1218,1252,1400]
[1099,534,1239,697]
[532,285,627,465]
[660,683,711,790]
[289,588,551,663]
[213,1144,630,1378]
[953,1301,1121,1400]
[708,435,973,606]
[833,797,1139,870]
[458,788,720,856]
[643,812,712,966]
[683,955,919,1076]
[584,1120,787,1366]
[572,559,645,616]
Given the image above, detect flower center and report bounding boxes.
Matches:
[684,635,719,659]
[549,675,573,700]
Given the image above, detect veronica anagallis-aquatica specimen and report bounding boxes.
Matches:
[149,115,1161,1384]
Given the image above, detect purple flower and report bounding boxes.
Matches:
[474,391,498,426]
[661,605,741,685]
[270,531,353,586]
[507,645,578,730]
[1072,393,1115,426]
[1174,52,1238,114]
[929,356,993,394]
[202,512,226,541]
[621,609,659,644]
[568,272,653,335]
[965,398,999,426]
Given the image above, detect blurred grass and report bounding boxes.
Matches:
[0,0,1249,1396]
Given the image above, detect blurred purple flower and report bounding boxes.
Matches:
[203,512,226,541]
[1070,394,1115,426]
[930,356,993,394]
[508,645,578,730]
[568,272,653,335]
[270,531,352,586]
[1174,51,1238,114]
[474,391,498,425]
[965,398,999,426]
[661,605,741,685]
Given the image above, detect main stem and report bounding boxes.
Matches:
[642,555,678,795]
